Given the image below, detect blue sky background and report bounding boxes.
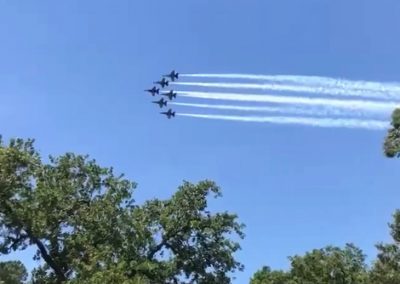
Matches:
[1,1,400,282]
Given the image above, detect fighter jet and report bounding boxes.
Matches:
[163,70,179,81]
[160,109,175,119]
[152,98,167,108]
[145,86,159,96]
[161,90,177,100]
[154,78,169,88]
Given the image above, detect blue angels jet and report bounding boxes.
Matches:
[152,97,167,108]
[145,86,159,96]
[163,70,179,81]
[154,78,169,88]
[160,109,175,119]
[161,90,177,100]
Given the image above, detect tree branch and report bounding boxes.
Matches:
[26,228,67,283]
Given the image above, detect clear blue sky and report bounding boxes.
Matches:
[1,1,400,282]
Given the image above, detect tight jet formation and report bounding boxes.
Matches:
[145,70,179,119]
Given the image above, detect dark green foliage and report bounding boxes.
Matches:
[0,137,244,283]
[0,261,27,284]
[251,214,400,284]
[289,244,368,284]
[249,266,291,284]
[383,109,400,157]
[369,211,400,284]
[250,244,368,284]
[251,114,400,283]
[391,109,400,128]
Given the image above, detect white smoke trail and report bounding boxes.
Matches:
[180,73,400,94]
[177,113,389,130]
[172,81,397,100]
[170,102,384,118]
[178,91,398,113]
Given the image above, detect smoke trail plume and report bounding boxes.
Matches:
[177,113,388,130]
[180,73,400,95]
[172,81,397,100]
[178,91,398,113]
[170,102,384,118]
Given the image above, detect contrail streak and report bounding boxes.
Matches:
[172,81,397,100]
[170,102,383,118]
[177,113,388,130]
[178,91,398,113]
[180,73,400,94]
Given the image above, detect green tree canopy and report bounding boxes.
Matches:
[288,244,368,284]
[0,261,27,284]
[370,210,400,284]
[370,108,400,282]
[0,137,244,283]
[383,108,400,157]
[251,111,400,284]
[250,213,400,284]
[249,266,291,284]
[250,244,369,284]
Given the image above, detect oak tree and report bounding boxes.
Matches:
[0,137,244,283]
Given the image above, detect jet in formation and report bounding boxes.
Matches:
[145,86,159,96]
[160,109,175,119]
[152,97,167,108]
[154,78,169,88]
[161,90,177,100]
[163,70,179,81]
[146,70,180,119]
